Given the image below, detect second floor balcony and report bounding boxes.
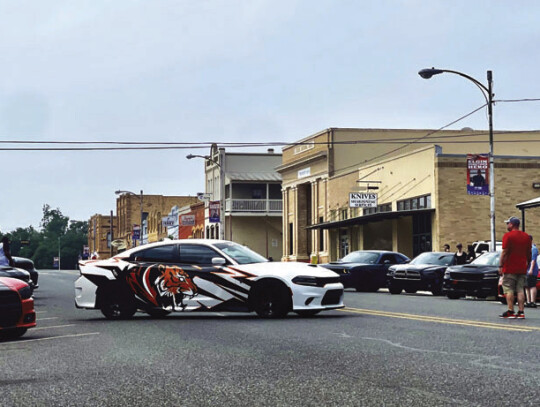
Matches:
[225,198,282,214]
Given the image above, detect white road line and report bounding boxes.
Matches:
[37,317,59,321]
[35,311,48,314]
[33,324,75,331]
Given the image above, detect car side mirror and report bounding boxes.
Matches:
[212,257,226,265]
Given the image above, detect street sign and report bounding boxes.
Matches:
[197,192,211,201]
[132,224,141,240]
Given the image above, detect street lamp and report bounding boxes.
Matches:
[419,67,495,251]
[115,189,144,247]
[187,153,225,240]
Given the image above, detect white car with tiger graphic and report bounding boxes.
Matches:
[75,239,344,319]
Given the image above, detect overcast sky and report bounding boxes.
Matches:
[1,0,540,233]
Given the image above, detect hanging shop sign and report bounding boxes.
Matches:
[349,192,378,208]
[209,201,220,223]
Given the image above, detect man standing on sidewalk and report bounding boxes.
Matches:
[499,217,531,319]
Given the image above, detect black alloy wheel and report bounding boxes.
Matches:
[100,295,137,320]
[389,286,402,295]
[253,283,291,318]
[446,293,461,300]
[404,288,417,294]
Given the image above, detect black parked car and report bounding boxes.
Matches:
[320,251,410,292]
[12,257,39,290]
[387,252,456,296]
[443,251,500,299]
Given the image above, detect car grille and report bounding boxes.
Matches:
[394,270,421,280]
[0,290,21,328]
[450,272,484,281]
[322,289,343,305]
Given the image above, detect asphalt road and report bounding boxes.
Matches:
[1,270,540,407]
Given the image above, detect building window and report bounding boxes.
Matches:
[397,195,431,212]
[363,203,391,216]
[340,209,348,220]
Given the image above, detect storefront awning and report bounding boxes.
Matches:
[306,208,435,230]
[516,196,540,210]
[516,196,540,232]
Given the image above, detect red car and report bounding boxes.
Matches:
[0,277,36,339]
[498,274,540,304]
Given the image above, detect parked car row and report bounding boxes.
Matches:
[321,249,539,303]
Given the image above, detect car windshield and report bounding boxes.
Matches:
[340,252,380,264]
[471,251,500,266]
[214,242,268,265]
[410,252,454,266]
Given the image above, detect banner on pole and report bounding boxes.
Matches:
[467,154,489,196]
[209,201,220,223]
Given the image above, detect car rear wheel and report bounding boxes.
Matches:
[252,281,291,318]
[100,293,137,320]
[447,293,461,300]
[404,288,417,294]
[389,286,402,295]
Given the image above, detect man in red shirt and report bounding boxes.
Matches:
[499,216,531,319]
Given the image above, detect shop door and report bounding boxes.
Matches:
[412,213,432,257]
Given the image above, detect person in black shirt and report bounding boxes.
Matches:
[454,243,467,265]
[471,170,486,187]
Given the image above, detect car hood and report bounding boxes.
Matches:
[0,266,31,279]
[446,264,498,273]
[233,262,340,279]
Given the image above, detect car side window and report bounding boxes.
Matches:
[396,255,408,264]
[179,244,223,265]
[130,244,179,263]
[380,254,396,264]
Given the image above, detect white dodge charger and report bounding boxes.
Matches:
[75,239,344,319]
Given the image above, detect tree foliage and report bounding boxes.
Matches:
[0,205,88,270]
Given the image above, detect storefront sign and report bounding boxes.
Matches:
[349,192,378,208]
[209,201,220,223]
[162,216,176,227]
[467,154,489,196]
[181,214,195,226]
[298,167,311,179]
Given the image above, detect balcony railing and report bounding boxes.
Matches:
[225,199,282,213]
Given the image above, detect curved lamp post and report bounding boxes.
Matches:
[419,68,495,251]
[187,153,225,240]
[115,189,143,247]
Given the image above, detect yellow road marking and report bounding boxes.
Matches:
[340,307,535,332]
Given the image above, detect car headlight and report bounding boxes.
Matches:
[292,276,319,287]
[18,285,33,300]
[444,271,450,278]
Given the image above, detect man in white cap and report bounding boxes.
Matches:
[499,216,531,319]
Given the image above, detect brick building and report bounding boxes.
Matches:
[278,128,540,262]
[116,193,198,248]
[88,213,117,259]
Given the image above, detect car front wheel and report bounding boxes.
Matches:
[252,281,291,318]
[389,286,402,295]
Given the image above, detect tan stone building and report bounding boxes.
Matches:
[88,213,117,259]
[116,194,198,248]
[278,128,540,262]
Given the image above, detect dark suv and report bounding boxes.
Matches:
[443,251,500,299]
